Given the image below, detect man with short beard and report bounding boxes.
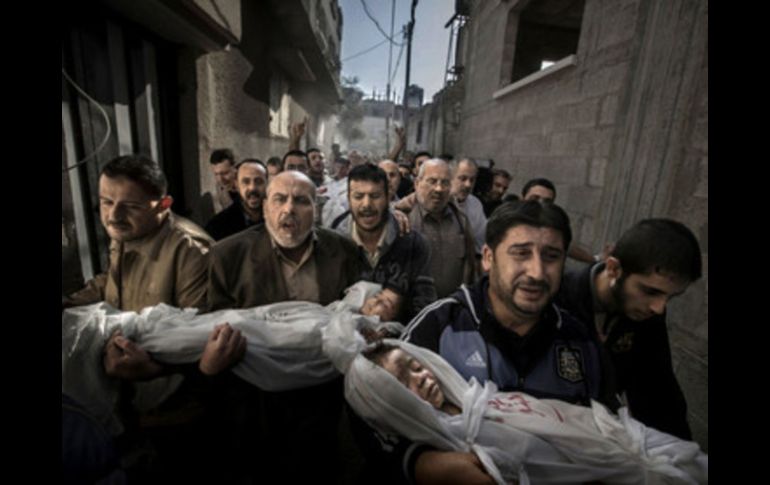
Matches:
[481,168,513,217]
[377,159,402,203]
[358,201,613,484]
[557,218,702,440]
[331,164,436,323]
[307,147,331,187]
[204,159,267,241]
[205,170,361,484]
[450,157,487,255]
[209,148,239,213]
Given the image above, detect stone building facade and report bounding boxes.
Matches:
[431,0,708,449]
[62,0,343,292]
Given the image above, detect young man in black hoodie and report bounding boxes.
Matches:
[557,218,702,441]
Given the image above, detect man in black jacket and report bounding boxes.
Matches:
[557,218,702,440]
[204,159,267,240]
[331,163,437,323]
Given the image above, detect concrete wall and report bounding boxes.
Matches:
[456,0,708,449]
[191,0,242,40]
[186,0,342,225]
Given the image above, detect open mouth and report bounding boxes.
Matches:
[358,212,379,224]
[517,285,546,299]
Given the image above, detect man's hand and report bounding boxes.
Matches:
[199,323,247,376]
[103,330,163,381]
[387,125,407,161]
[394,192,417,214]
[414,451,497,485]
[394,125,405,142]
[598,243,615,262]
[288,116,308,151]
[392,209,411,235]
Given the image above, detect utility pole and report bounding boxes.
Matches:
[402,0,418,153]
[385,0,395,154]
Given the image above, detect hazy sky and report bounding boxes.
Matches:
[339,0,456,103]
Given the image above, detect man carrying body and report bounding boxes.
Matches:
[557,218,702,440]
[331,164,437,323]
[63,154,241,483]
[204,159,268,241]
[65,154,212,311]
[355,201,612,484]
[206,170,362,483]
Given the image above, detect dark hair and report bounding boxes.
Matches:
[210,149,235,165]
[236,158,268,175]
[282,150,308,168]
[491,168,511,181]
[414,151,432,160]
[362,342,399,367]
[266,156,282,168]
[611,219,702,281]
[522,178,556,199]
[335,157,351,166]
[307,148,321,155]
[486,200,572,252]
[100,154,167,199]
[502,194,520,203]
[348,163,389,198]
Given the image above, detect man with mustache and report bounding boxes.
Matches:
[408,159,478,298]
[63,155,245,483]
[208,148,239,214]
[204,159,268,241]
[480,168,514,217]
[362,201,612,484]
[557,218,702,440]
[331,164,437,323]
[450,157,487,256]
[205,170,362,483]
[65,154,213,311]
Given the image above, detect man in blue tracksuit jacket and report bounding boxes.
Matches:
[349,200,617,484]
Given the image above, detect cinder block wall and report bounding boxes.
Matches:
[458,0,708,449]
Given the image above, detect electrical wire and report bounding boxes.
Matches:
[389,39,405,85]
[342,27,405,62]
[61,68,112,173]
[360,0,404,46]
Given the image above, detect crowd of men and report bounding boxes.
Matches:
[62,123,704,484]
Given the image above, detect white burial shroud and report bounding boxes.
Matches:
[62,281,400,435]
[321,316,708,485]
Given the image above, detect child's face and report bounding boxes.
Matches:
[379,348,445,410]
[361,288,402,321]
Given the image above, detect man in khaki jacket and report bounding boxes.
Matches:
[65,155,212,312]
[63,155,244,483]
